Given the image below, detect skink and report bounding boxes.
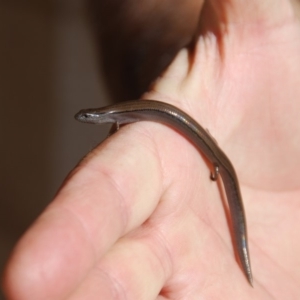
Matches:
[75,99,253,286]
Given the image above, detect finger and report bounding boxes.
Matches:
[3,125,164,300]
[67,232,171,300]
[67,189,251,300]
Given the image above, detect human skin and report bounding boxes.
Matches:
[89,0,205,101]
[3,0,300,299]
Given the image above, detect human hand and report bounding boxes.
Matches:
[3,1,300,299]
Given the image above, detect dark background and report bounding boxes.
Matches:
[0,1,110,298]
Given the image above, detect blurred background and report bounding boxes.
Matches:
[0,1,110,298]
